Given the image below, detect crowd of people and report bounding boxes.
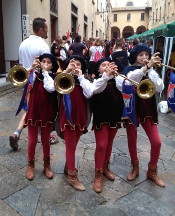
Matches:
[9,17,166,193]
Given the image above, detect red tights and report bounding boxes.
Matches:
[126,117,161,166]
[94,124,118,169]
[63,125,82,171]
[28,123,52,160]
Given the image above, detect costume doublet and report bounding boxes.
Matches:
[59,77,87,132]
[91,78,124,129]
[25,73,57,127]
[123,65,162,126]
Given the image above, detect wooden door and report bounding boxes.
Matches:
[50,15,57,42]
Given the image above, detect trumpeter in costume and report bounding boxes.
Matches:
[90,58,126,193]
[25,53,58,180]
[57,55,90,191]
[123,43,165,187]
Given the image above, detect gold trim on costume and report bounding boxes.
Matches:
[139,115,158,125]
[93,121,120,130]
[36,77,43,82]
[122,115,158,126]
[60,123,87,131]
[25,119,54,127]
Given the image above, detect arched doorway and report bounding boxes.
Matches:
[111,27,120,39]
[136,25,147,34]
[122,26,134,39]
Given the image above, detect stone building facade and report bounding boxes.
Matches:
[108,0,152,39]
[0,0,109,74]
[151,0,175,28]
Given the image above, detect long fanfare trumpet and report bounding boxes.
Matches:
[155,63,175,71]
[8,65,40,87]
[114,71,156,99]
[54,71,75,94]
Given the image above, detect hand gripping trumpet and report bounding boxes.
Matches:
[114,71,156,99]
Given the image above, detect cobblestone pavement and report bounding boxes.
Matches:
[0,87,175,216]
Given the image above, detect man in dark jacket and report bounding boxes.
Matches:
[110,38,129,74]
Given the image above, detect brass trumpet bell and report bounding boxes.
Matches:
[114,71,156,99]
[54,72,75,94]
[136,79,156,99]
[8,65,29,87]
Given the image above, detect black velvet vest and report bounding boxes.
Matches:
[91,79,124,129]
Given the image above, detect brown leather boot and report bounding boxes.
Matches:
[127,160,139,181]
[26,159,35,180]
[44,158,54,179]
[147,163,165,187]
[93,168,103,193]
[103,161,115,180]
[67,170,85,191]
[64,162,77,175]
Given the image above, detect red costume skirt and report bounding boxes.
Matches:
[25,78,56,127]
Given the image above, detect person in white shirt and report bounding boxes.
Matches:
[9,17,58,151]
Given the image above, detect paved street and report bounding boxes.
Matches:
[0,85,175,216]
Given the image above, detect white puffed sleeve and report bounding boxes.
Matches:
[127,68,145,83]
[93,72,113,94]
[42,71,55,93]
[148,68,164,92]
[78,72,112,98]
[78,75,94,98]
